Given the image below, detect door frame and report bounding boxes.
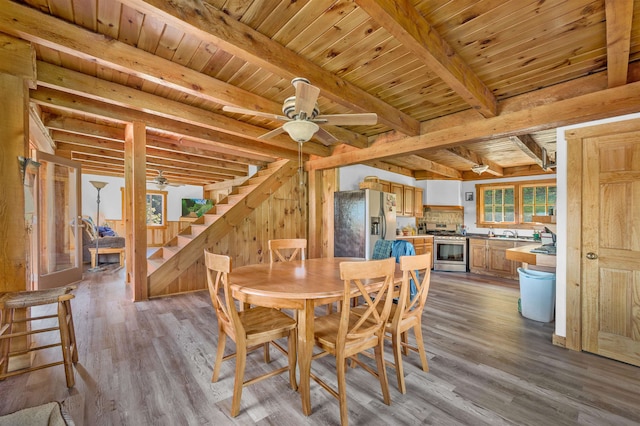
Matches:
[564,117,640,351]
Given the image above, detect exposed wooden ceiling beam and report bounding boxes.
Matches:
[398,154,462,179]
[44,115,275,165]
[118,0,420,135]
[54,137,248,174]
[308,79,640,170]
[445,146,504,177]
[0,0,276,111]
[355,0,497,118]
[28,104,55,154]
[605,0,634,88]
[509,135,545,169]
[362,160,414,178]
[31,87,309,160]
[36,61,366,149]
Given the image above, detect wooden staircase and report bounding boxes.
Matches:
[146,159,297,296]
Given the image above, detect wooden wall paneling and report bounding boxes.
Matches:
[148,171,308,297]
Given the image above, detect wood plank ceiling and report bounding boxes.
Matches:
[2,0,639,186]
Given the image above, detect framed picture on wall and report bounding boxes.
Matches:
[465,192,474,201]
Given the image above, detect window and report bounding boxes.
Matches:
[146,190,167,227]
[476,179,555,228]
[120,188,168,228]
[521,183,556,223]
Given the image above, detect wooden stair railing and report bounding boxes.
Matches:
[146,159,297,296]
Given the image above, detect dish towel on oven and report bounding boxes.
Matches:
[392,240,418,300]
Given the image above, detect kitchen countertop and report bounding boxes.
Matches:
[466,233,537,243]
[397,235,434,239]
[505,244,556,268]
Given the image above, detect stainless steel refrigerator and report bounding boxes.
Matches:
[334,189,397,260]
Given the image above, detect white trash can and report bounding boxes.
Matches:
[517,267,556,322]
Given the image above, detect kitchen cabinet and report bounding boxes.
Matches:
[403,186,414,216]
[414,188,423,218]
[390,183,404,215]
[469,238,524,279]
[403,237,433,257]
[379,180,391,193]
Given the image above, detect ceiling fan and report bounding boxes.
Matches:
[148,170,182,189]
[222,77,378,145]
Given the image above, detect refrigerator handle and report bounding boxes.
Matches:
[380,193,386,239]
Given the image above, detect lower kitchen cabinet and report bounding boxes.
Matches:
[469,238,524,279]
[399,237,433,268]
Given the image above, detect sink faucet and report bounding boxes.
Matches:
[503,230,518,238]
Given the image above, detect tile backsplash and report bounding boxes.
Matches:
[417,210,464,229]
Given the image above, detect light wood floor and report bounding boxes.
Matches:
[1,264,639,425]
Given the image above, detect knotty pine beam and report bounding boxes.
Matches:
[509,135,545,169]
[36,61,366,150]
[445,146,504,177]
[45,116,275,165]
[118,0,419,135]
[355,0,497,118]
[0,0,275,113]
[31,87,311,159]
[125,122,148,300]
[605,0,634,88]
[308,80,640,170]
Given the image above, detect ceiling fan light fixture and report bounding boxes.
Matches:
[471,164,489,174]
[283,120,319,143]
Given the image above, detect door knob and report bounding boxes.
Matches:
[586,252,598,260]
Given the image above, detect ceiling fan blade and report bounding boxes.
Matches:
[314,113,378,126]
[258,126,286,140]
[222,105,289,121]
[293,80,320,117]
[314,127,339,146]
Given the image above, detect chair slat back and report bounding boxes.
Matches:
[204,250,241,334]
[268,239,307,264]
[397,254,432,323]
[338,258,396,346]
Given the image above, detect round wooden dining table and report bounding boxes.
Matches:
[230,257,368,417]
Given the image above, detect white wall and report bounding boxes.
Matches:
[82,174,203,223]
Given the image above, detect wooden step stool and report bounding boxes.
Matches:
[0,286,78,387]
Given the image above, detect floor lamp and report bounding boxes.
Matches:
[88,181,108,272]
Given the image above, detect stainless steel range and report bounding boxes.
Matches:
[430,232,468,272]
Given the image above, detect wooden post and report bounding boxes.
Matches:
[307,168,337,259]
[0,34,35,370]
[124,122,148,301]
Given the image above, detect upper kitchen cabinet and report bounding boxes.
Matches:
[414,188,424,218]
[386,181,423,217]
[403,186,414,216]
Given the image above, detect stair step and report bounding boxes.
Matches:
[190,224,208,234]
[162,245,181,260]
[147,258,165,273]
[247,174,269,185]
[215,204,233,214]
[177,233,196,245]
[226,193,245,203]
[202,214,220,225]
[236,184,258,194]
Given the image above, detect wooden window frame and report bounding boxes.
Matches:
[120,188,168,229]
[475,179,556,229]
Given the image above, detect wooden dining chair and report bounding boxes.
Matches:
[388,253,432,394]
[311,257,396,426]
[268,238,306,264]
[204,249,298,417]
[353,253,432,393]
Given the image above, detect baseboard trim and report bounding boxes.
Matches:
[552,333,566,348]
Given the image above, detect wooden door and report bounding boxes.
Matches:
[34,151,83,289]
[581,130,640,366]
